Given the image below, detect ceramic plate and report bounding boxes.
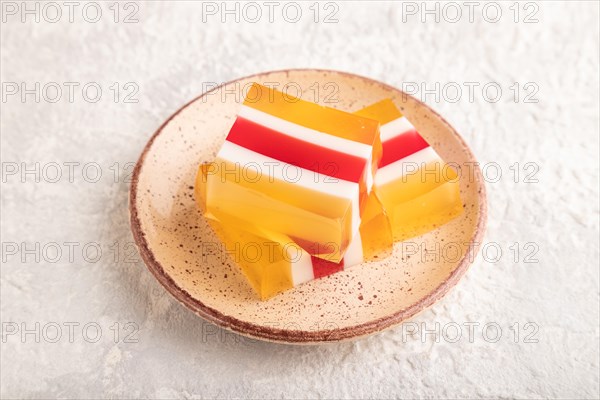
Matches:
[129,69,487,343]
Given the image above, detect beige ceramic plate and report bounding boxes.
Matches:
[130,69,487,344]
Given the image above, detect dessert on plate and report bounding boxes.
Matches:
[196,83,463,299]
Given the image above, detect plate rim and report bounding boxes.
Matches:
[129,68,488,344]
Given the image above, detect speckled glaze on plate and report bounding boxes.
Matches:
[129,69,487,344]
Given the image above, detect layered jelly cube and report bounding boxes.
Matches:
[202,83,382,263]
[355,99,463,241]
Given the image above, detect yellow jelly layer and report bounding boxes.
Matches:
[196,164,294,298]
[354,98,403,125]
[386,178,462,241]
[358,191,393,260]
[376,161,463,241]
[201,161,353,263]
[213,221,295,299]
[246,83,382,146]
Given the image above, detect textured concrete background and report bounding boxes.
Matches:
[1,1,599,398]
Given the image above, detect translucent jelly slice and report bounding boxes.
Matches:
[196,164,392,299]
[202,83,382,263]
[354,99,463,241]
